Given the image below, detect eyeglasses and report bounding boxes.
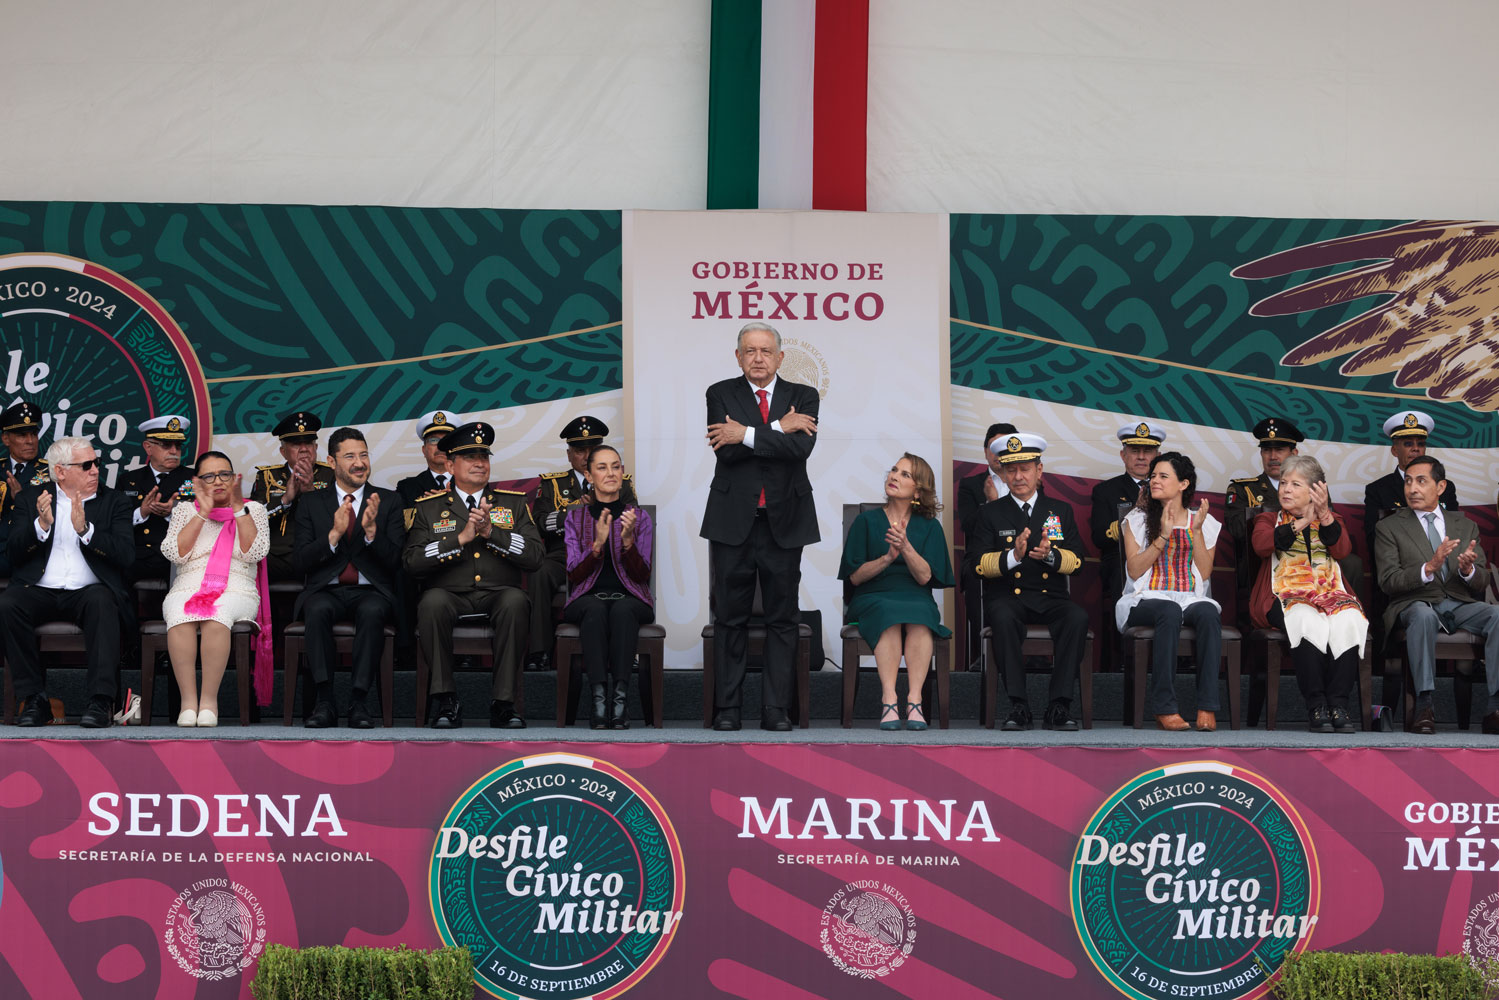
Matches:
[198,471,235,483]
[61,459,99,471]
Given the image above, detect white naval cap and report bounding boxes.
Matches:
[992,432,1048,464]
[1382,410,1434,440]
[1117,421,1166,448]
[138,415,190,441]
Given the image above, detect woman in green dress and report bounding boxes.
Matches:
[839,453,954,731]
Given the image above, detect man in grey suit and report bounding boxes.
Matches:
[1375,456,1499,735]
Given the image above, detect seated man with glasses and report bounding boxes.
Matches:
[0,437,136,728]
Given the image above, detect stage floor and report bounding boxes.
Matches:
[2,717,1491,748]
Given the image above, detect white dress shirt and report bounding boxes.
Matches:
[36,490,101,590]
[1416,505,1476,583]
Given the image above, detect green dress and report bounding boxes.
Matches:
[838,508,955,647]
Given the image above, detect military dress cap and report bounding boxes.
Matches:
[439,421,495,456]
[138,414,190,442]
[1383,409,1434,440]
[983,421,1018,443]
[272,411,322,442]
[1251,416,1304,447]
[1,401,41,433]
[992,432,1047,464]
[1117,421,1166,448]
[560,415,608,446]
[417,410,460,441]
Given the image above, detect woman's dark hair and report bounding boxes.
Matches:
[586,444,621,468]
[194,450,233,470]
[1140,452,1195,544]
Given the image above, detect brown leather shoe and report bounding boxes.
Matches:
[1483,710,1499,736]
[1195,710,1217,733]
[1411,706,1436,735]
[1155,713,1190,731]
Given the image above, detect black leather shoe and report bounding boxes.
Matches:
[712,710,741,732]
[760,707,792,732]
[1002,701,1032,732]
[305,701,337,729]
[430,694,463,729]
[348,701,374,730]
[1045,700,1078,732]
[1329,705,1357,735]
[590,684,609,730]
[524,651,551,672]
[17,692,51,727]
[79,697,114,729]
[1483,710,1499,736]
[1308,705,1334,734]
[1410,705,1436,736]
[491,700,527,729]
[610,681,630,730]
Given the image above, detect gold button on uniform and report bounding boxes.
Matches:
[143,528,150,534]
[1013,571,1021,579]
[1042,572,1049,579]
[474,574,481,582]
[473,552,481,559]
[1013,587,1021,595]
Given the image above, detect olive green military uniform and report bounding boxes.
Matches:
[250,462,335,581]
[404,486,545,700]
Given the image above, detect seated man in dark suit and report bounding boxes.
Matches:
[956,422,1016,669]
[1374,456,1498,735]
[965,433,1087,731]
[293,427,407,729]
[0,436,135,727]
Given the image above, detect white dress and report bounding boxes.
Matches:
[161,501,271,628]
[1114,508,1222,631]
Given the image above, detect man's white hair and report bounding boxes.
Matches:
[44,436,91,467]
[736,321,782,351]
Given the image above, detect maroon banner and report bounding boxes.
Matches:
[1,740,1495,999]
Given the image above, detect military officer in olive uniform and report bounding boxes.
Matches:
[965,434,1088,732]
[404,422,544,729]
[526,415,637,671]
[250,412,335,581]
[1224,416,1304,613]
[0,401,49,576]
[1090,422,1164,670]
[396,410,460,512]
[117,415,196,585]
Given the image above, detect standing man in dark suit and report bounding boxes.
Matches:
[117,415,195,585]
[250,411,335,581]
[1375,456,1498,735]
[527,415,637,672]
[396,410,459,512]
[293,427,407,729]
[701,321,820,732]
[0,401,49,575]
[966,434,1087,731]
[956,423,1016,669]
[0,436,135,727]
[1090,422,1164,669]
[404,422,544,729]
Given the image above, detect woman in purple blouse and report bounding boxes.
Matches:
[563,445,654,729]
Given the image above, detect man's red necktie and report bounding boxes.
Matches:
[338,496,359,584]
[756,389,769,508]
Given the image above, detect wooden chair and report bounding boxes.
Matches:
[1121,623,1243,729]
[837,503,951,729]
[1384,627,1482,730]
[1248,627,1374,731]
[140,621,259,726]
[281,622,397,727]
[979,624,1094,728]
[554,505,667,728]
[1,623,89,724]
[700,548,813,727]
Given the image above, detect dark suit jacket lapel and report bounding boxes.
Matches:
[767,379,791,422]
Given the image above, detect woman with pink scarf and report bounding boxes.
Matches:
[161,451,271,727]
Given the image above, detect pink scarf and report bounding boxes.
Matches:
[183,507,274,705]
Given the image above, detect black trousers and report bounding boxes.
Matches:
[417,587,529,700]
[1124,599,1222,715]
[302,585,394,696]
[1267,602,1358,710]
[527,551,566,655]
[0,583,121,702]
[563,593,653,684]
[710,516,801,712]
[983,591,1087,706]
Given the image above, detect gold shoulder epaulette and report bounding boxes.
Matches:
[491,488,527,496]
[1228,476,1260,484]
[256,464,281,472]
[316,460,331,468]
[416,489,449,502]
[540,471,568,480]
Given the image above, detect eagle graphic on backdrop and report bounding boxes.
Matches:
[1232,220,1499,411]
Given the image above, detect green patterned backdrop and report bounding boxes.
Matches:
[950,214,1497,448]
[0,202,622,436]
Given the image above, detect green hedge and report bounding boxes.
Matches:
[249,943,474,1000]
[1272,951,1499,1000]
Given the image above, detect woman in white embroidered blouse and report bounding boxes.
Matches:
[1116,452,1223,733]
